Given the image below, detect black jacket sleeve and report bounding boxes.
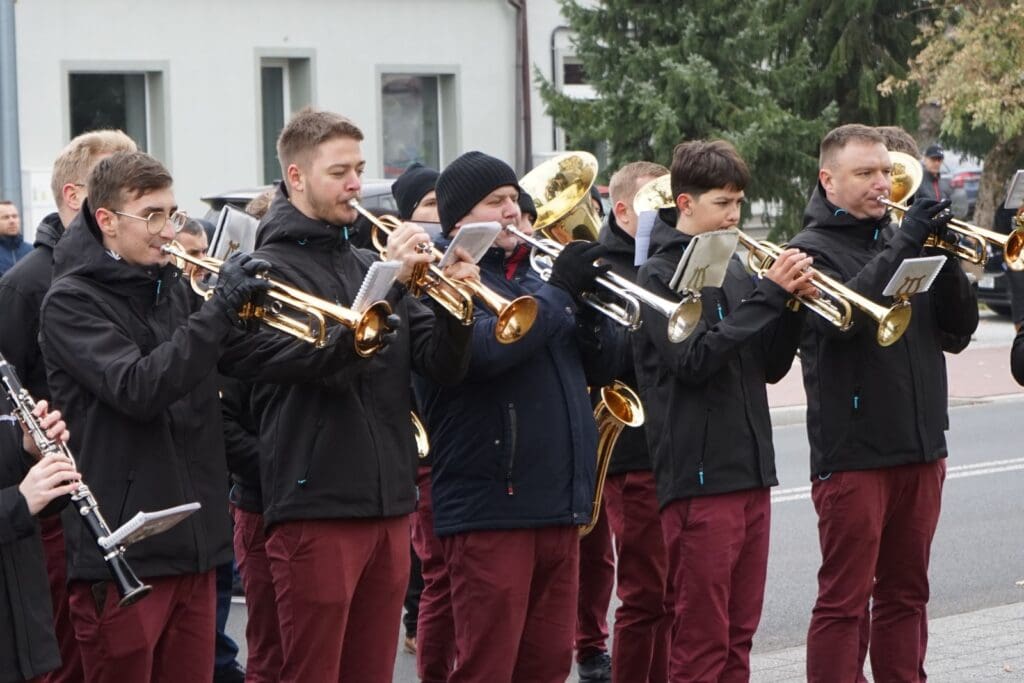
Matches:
[929,255,979,351]
[759,303,804,384]
[573,306,627,388]
[0,279,44,397]
[408,296,473,387]
[220,378,261,484]
[637,263,794,386]
[41,288,237,422]
[1011,326,1024,386]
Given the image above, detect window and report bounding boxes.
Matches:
[69,72,155,152]
[259,56,313,184]
[380,73,456,178]
[562,59,587,86]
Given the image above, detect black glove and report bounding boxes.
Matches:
[902,198,953,245]
[379,314,402,349]
[214,253,272,313]
[547,242,611,303]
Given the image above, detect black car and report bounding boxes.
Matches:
[200,179,397,219]
[975,204,1021,318]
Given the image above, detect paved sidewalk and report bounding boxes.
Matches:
[750,601,1024,681]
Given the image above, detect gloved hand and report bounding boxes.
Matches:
[547,242,611,303]
[214,253,272,313]
[379,313,402,349]
[902,198,953,245]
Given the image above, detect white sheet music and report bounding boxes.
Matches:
[633,211,658,267]
[438,222,502,268]
[99,502,201,551]
[1004,170,1024,210]
[882,256,947,298]
[352,261,400,313]
[669,229,739,294]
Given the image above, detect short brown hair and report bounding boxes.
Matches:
[51,130,137,207]
[245,189,275,220]
[670,140,749,199]
[87,152,173,215]
[819,124,886,168]
[875,125,920,157]
[276,107,364,179]
[608,161,669,206]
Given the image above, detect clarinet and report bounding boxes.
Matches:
[0,355,152,607]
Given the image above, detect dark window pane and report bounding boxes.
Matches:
[69,73,148,151]
[381,74,440,178]
[563,62,587,85]
[261,66,286,184]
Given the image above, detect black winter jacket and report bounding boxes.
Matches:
[595,213,653,476]
[38,201,334,581]
[223,377,263,514]
[0,418,60,682]
[0,213,65,400]
[634,219,802,507]
[416,243,623,536]
[787,184,978,477]
[250,188,472,527]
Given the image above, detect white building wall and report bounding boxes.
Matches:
[14,0,543,225]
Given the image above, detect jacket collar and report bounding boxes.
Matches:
[34,212,65,250]
[803,182,891,243]
[255,183,351,250]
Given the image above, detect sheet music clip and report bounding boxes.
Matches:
[98,502,201,551]
[882,255,946,300]
[669,229,739,296]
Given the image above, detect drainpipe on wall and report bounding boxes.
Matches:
[507,0,533,173]
[0,0,22,214]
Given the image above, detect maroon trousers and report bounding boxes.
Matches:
[232,505,283,683]
[806,460,945,683]
[39,516,83,683]
[442,526,580,683]
[68,571,216,683]
[410,466,456,683]
[660,489,771,683]
[266,516,409,683]
[603,470,671,683]
[575,499,614,661]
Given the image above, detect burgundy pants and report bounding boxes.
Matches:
[410,466,456,683]
[266,516,409,683]
[575,498,614,660]
[806,460,945,683]
[603,471,670,683]
[660,489,771,683]
[39,516,83,683]
[68,571,216,683]
[442,526,579,683]
[232,506,282,683]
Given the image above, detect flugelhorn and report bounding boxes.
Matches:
[348,199,538,344]
[633,174,912,347]
[519,151,602,244]
[880,151,1024,271]
[161,242,391,357]
[1,356,153,606]
[579,381,644,537]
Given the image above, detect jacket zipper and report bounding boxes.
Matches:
[505,402,517,496]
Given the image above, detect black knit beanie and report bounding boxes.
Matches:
[518,191,538,222]
[436,151,521,235]
[391,162,440,220]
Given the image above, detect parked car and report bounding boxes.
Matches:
[974,204,1019,317]
[200,179,397,220]
[943,162,982,220]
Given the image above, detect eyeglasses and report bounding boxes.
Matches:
[114,210,188,236]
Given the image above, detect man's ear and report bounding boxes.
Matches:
[819,168,834,194]
[612,199,629,224]
[675,193,693,215]
[286,163,304,194]
[62,183,83,213]
[94,207,117,238]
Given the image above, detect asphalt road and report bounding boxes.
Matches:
[226,391,1024,682]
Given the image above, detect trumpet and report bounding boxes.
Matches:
[505,223,700,342]
[882,151,1024,271]
[633,174,911,347]
[348,199,538,344]
[579,381,644,537]
[162,242,392,358]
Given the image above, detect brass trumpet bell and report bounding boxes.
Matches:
[351,199,538,344]
[519,152,602,244]
[161,242,392,357]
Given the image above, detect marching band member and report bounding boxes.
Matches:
[633,140,812,681]
[247,108,476,683]
[580,160,673,683]
[786,124,977,681]
[37,151,334,682]
[0,401,77,683]
[418,150,623,683]
[0,129,136,683]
